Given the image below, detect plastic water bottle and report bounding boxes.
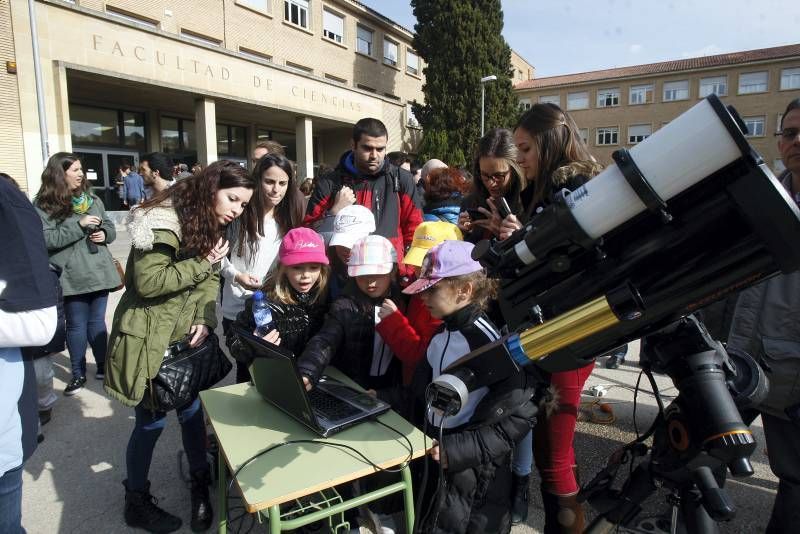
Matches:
[252,290,275,336]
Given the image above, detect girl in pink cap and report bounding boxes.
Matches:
[226,227,330,370]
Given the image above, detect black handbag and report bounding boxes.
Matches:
[150,332,232,412]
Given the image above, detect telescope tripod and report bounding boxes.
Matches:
[580,316,757,534]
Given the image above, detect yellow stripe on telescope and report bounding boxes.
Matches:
[518,296,620,361]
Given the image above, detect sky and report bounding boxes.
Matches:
[359,0,800,78]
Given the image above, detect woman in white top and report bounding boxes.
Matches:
[221,153,304,382]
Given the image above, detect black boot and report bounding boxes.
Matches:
[190,469,213,532]
[511,474,530,524]
[123,479,182,533]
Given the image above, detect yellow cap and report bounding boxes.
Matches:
[404,221,463,267]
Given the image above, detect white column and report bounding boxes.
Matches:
[146,109,160,152]
[195,97,217,165]
[295,116,314,180]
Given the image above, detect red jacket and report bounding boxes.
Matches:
[376,296,443,385]
[304,152,423,278]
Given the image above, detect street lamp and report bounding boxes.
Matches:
[480,74,498,136]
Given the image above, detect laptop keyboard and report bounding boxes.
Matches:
[308,387,362,421]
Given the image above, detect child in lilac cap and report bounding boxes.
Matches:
[226,227,330,378]
[404,240,537,533]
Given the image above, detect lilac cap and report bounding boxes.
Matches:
[402,240,483,294]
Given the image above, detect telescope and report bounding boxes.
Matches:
[425,94,800,531]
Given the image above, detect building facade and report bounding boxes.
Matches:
[514,44,800,174]
[2,0,427,203]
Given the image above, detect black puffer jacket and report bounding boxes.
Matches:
[411,310,538,534]
[226,288,328,363]
[297,282,405,390]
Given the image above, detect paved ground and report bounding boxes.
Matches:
[21,225,777,533]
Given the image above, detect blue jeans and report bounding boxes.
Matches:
[125,398,208,491]
[64,290,109,379]
[512,429,533,476]
[0,464,25,534]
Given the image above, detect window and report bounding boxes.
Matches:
[579,128,588,144]
[217,123,247,157]
[739,71,768,94]
[70,104,146,150]
[743,116,765,137]
[324,73,347,84]
[539,95,560,106]
[356,25,373,56]
[237,0,269,11]
[628,124,652,144]
[105,5,158,28]
[567,91,589,110]
[699,76,727,97]
[407,103,420,128]
[180,29,221,46]
[239,46,272,62]
[519,98,531,111]
[777,113,784,133]
[596,127,619,146]
[284,0,309,29]
[663,80,689,102]
[159,117,196,158]
[629,84,654,105]
[406,50,419,75]
[286,61,312,73]
[357,83,376,93]
[781,67,800,90]
[323,10,344,43]
[383,39,398,67]
[597,88,620,108]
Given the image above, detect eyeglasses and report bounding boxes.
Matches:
[480,169,510,183]
[775,128,800,142]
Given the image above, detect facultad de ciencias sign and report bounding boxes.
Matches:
[90,34,364,113]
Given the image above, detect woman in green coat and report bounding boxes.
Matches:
[35,153,120,395]
[105,159,262,533]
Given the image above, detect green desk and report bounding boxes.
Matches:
[200,373,430,534]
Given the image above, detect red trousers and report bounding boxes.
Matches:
[534,363,594,495]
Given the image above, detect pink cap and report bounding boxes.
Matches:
[279,228,330,266]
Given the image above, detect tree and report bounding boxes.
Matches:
[411,0,519,167]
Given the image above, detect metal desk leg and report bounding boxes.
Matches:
[218,447,227,534]
[269,504,281,534]
[402,465,415,534]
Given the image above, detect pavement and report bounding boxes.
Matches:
[21,224,777,533]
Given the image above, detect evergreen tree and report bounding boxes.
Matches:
[411,0,518,167]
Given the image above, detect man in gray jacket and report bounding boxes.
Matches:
[727,98,800,534]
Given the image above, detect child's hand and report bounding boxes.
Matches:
[235,272,261,289]
[331,186,356,215]
[457,211,472,233]
[301,376,312,391]
[378,298,398,319]
[430,439,447,468]
[255,328,281,346]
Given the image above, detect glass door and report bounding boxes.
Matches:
[73,149,138,211]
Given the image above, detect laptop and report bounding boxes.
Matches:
[231,324,390,437]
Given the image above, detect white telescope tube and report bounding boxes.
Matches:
[565,98,744,239]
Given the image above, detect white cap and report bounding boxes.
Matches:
[329,204,376,249]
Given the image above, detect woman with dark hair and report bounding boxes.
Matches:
[34,152,119,395]
[422,167,471,224]
[104,160,257,533]
[220,153,304,382]
[458,128,526,242]
[504,103,602,532]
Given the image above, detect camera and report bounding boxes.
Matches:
[84,224,100,254]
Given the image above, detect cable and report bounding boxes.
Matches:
[429,416,448,533]
[413,402,432,534]
[633,370,644,440]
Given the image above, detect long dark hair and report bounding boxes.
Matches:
[141,160,257,257]
[35,152,89,221]
[252,153,304,238]
[515,103,599,207]
[470,128,525,214]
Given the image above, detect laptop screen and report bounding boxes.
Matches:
[234,327,318,429]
